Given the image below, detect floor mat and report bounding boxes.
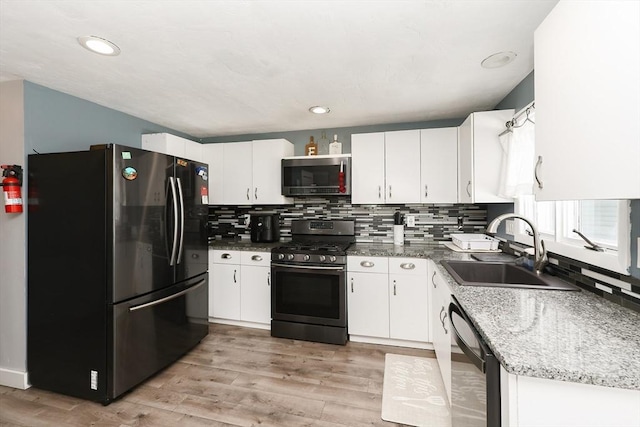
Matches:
[381,354,450,427]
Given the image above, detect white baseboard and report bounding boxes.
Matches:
[0,367,30,389]
[349,335,434,350]
[209,318,270,330]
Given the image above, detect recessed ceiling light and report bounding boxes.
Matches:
[77,36,121,56]
[481,51,517,69]
[309,106,330,114]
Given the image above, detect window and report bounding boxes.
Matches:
[514,196,631,275]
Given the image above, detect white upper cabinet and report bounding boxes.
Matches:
[141,133,202,161]
[420,127,458,203]
[200,143,224,205]
[221,139,294,205]
[351,130,421,204]
[457,110,514,203]
[534,1,640,200]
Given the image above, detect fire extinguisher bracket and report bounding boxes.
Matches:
[1,164,23,186]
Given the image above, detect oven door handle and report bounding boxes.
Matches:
[271,263,345,271]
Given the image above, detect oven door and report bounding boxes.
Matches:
[271,262,346,327]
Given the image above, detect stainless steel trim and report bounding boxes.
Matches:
[360,260,374,268]
[176,177,185,264]
[272,263,345,271]
[251,255,263,261]
[168,177,179,266]
[534,155,543,189]
[129,280,206,312]
[431,271,437,288]
[400,262,415,270]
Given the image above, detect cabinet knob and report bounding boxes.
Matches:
[360,260,374,268]
[221,253,232,259]
[400,262,415,270]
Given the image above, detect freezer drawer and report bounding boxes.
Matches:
[112,273,208,399]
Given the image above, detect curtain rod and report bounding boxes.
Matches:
[499,101,535,137]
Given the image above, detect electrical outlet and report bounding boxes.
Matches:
[406,215,415,227]
[506,220,514,235]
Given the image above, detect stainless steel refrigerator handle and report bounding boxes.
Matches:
[176,177,185,264]
[168,177,179,266]
[129,279,206,312]
[271,263,345,271]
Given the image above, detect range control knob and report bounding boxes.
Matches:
[287,254,295,261]
[277,253,285,260]
[303,254,311,261]
[319,255,326,262]
[329,255,337,263]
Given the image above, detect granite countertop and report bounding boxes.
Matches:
[207,240,640,391]
[209,239,281,251]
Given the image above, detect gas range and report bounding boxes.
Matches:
[271,220,355,265]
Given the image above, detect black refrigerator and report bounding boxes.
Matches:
[27,144,209,404]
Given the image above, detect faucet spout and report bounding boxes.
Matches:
[486,213,548,275]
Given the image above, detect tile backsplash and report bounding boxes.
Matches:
[207,197,488,243]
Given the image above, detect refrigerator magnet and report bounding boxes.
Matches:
[122,167,137,180]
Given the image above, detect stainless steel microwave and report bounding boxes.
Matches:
[281,155,351,196]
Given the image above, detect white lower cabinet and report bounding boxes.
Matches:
[428,260,452,403]
[389,258,429,342]
[501,366,640,427]
[347,256,390,338]
[209,249,271,329]
[210,250,241,320]
[239,251,271,325]
[347,256,429,347]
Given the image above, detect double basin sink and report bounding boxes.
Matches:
[441,259,579,291]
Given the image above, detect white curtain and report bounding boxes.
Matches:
[498,114,535,198]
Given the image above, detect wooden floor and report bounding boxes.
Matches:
[0,324,434,427]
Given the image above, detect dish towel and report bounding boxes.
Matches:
[498,119,535,198]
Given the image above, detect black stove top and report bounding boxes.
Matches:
[271,219,355,265]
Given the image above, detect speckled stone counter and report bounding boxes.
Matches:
[208,240,280,251]
[209,240,640,391]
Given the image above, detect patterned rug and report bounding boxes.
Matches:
[381,354,450,427]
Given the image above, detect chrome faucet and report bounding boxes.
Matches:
[486,213,548,275]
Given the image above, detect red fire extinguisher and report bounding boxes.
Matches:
[1,165,23,214]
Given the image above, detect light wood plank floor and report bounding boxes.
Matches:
[0,324,435,427]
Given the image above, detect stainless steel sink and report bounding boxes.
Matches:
[441,260,579,291]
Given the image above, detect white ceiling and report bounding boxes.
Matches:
[0,0,557,138]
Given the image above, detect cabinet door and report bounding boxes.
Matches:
[240,265,271,324]
[384,130,421,204]
[457,115,473,203]
[184,139,203,162]
[210,263,241,320]
[472,110,513,203]
[389,274,429,342]
[420,127,458,203]
[429,262,452,403]
[222,141,253,205]
[251,139,293,205]
[351,133,386,204]
[201,143,224,205]
[347,272,389,338]
[534,1,640,200]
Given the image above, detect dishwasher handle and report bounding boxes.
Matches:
[449,301,487,373]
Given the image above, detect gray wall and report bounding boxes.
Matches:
[24,82,192,154]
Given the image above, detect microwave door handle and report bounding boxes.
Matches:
[449,302,486,372]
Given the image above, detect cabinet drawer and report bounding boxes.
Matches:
[389,257,427,275]
[240,251,271,267]
[212,249,242,264]
[347,256,388,274]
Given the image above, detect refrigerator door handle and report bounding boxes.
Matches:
[168,177,179,266]
[128,279,206,312]
[176,177,185,264]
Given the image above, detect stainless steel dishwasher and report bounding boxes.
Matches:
[449,296,501,427]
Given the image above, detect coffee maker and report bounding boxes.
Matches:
[250,214,280,243]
